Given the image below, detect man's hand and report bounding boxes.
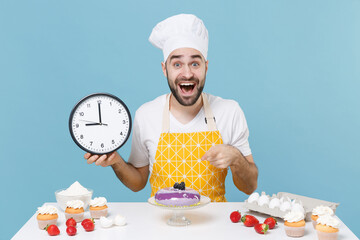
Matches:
[201,144,242,169]
[84,151,121,167]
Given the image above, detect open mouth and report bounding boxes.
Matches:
[178,82,196,95]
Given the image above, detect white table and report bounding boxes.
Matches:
[12,202,358,240]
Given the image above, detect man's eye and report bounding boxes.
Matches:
[192,62,199,67]
[174,63,181,67]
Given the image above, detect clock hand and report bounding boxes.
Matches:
[98,102,102,124]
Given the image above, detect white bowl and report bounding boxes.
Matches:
[55,189,93,211]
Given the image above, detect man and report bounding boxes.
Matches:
[85,14,258,201]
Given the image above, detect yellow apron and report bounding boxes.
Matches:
[149,93,227,202]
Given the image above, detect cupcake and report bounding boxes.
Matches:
[316,215,340,240]
[312,205,334,228]
[65,200,84,222]
[90,197,108,219]
[284,211,306,237]
[36,205,58,229]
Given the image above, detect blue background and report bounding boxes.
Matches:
[1,0,359,238]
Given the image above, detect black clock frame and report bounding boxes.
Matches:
[69,93,132,155]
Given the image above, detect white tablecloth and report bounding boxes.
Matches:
[12,202,358,240]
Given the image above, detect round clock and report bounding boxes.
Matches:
[69,93,132,155]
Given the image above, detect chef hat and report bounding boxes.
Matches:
[149,14,209,62]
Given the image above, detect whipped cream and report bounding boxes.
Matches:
[37,205,58,215]
[58,181,91,196]
[284,211,304,222]
[66,200,84,209]
[312,205,334,216]
[317,215,340,228]
[90,197,107,207]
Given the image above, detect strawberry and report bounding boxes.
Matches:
[230,210,241,223]
[81,218,94,227]
[241,215,259,227]
[66,217,77,227]
[254,223,269,234]
[82,219,95,232]
[45,224,60,236]
[264,217,277,229]
[66,226,77,236]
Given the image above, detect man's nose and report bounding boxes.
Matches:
[181,65,194,79]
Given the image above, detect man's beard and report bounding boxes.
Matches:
[167,76,205,106]
[166,69,206,106]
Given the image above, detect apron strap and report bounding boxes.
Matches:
[161,93,217,133]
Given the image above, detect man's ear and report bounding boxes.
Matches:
[161,62,167,77]
[205,60,209,74]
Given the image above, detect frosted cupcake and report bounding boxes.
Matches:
[316,215,340,240]
[90,197,108,219]
[284,211,306,237]
[65,200,84,222]
[36,205,58,229]
[312,206,334,228]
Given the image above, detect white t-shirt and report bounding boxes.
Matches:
[128,93,252,173]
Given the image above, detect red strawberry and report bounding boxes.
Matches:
[241,215,259,227]
[45,224,60,236]
[66,217,77,227]
[66,226,77,236]
[83,220,95,232]
[81,218,94,227]
[254,223,269,234]
[264,217,277,229]
[230,210,241,223]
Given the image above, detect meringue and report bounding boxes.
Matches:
[100,216,113,228]
[258,193,270,206]
[292,203,305,214]
[114,214,127,226]
[269,198,281,209]
[280,201,292,212]
[247,192,260,204]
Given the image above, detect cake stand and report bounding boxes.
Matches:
[148,195,211,226]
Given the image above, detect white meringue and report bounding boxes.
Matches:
[247,192,260,204]
[280,201,292,212]
[114,214,127,226]
[258,193,270,206]
[100,216,113,228]
[292,203,305,214]
[269,198,281,209]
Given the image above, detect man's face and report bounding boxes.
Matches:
[162,48,208,106]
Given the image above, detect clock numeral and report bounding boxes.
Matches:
[87,103,91,108]
[120,132,123,136]
[101,143,104,148]
[97,100,102,104]
[75,124,79,128]
[80,135,84,139]
[118,109,122,113]
[122,120,126,124]
[90,141,93,146]
[110,102,112,106]
[79,112,84,116]
[112,140,115,144]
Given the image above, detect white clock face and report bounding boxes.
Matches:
[69,93,131,154]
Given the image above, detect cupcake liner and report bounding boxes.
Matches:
[317,230,338,240]
[90,208,108,219]
[37,219,57,230]
[312,219,317,228]
[284,225,305,237]
[65,212,84,222]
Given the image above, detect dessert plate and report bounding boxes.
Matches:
[148,195,211,210]
[148,195,211,226]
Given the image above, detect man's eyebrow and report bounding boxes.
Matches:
[169,55,183,62]
[190,54,203,60]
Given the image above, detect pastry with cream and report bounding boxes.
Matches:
[284,211,306,237]
[65,200,85,222]
[90,197,108,218]
[36,205,58,229]
[312,205,334,228]
[316,215,340,240]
